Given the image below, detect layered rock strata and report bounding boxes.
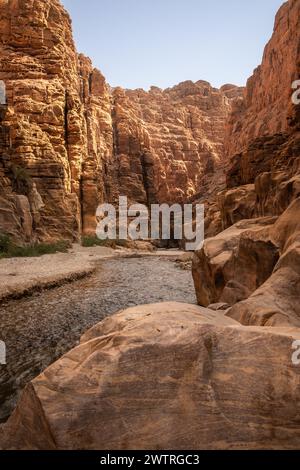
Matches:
[193,0,300,327]
[0,0,243,243]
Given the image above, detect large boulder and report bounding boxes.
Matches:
[218,184,257,230]
[2,302,300,450]
[228,198,300,326]
[192,216,278,307]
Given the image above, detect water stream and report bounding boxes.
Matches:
[0,256,196,422]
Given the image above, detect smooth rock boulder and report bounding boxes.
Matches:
[2,302,300,450]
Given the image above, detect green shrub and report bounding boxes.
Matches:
[0,238,70,259]
[0,233,12,254]
[81,236,117,249]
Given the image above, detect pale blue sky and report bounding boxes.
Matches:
[61,0,284,90]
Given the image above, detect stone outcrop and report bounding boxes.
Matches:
[228,198,300,327]
[112,82,242,205]
[0,0,243,243]
[0,0,81,241]
[193,216,279,307]
[197,0,300,239]
[193,197,300,327]
[225,0,300,217]
[193,0,300,328]
[2,301,300,450]
[225,0,300,157]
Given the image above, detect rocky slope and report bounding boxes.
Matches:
[0,0,242,243]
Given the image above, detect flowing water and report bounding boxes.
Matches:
[0,255,196,422]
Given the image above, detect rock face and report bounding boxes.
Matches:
[0,0,117,241]
[193,198,300,327]
[193,1,300,240]
[193,0,300,328]
[112,83,242,205]
[225,0,300,207]
[225,0,300,157]
[228,199,300,327]
[2,301,300,450]
[0,0,243,243]
[193,216,279,307]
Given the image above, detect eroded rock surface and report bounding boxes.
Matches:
[228,198,300,327]
[2,302,300,450]
[197,0,300,240]
[194,180,300,327]
[193,0,300,328]
[0,0,243,243]
[193,216,279,306]
[225,0,300,157]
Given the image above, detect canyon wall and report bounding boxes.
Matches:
[193,0,300,328]
[0,0,243,244]
[202,0,300,238]
[226,0,299,184]
[112,82,242,206]
[0,0,115,242]
[225,0,300,158]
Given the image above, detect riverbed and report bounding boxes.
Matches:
[0,255,196,422]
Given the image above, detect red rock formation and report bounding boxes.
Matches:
[0,0,243,243]
[3,302,300,450]
[113,82,243,205]
[0,0,84,241]
[225,0,300,158]
[226,2,300,188]
[202,0,300,237]
[193,0,300,329]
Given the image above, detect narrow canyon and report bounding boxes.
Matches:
[0,0,300,451]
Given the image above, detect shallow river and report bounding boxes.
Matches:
[0,256,196,422]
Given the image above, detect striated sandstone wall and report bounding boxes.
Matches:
[224,0,300,217]
[193,0,300,328]
[226,0,300,186]
[203,0,300,237]
[0,0,84,241]
[0,0,243,243]
[225,0,300,158]
[112,82,242,205]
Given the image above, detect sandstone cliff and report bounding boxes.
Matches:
[225,0,300,157]
[193,0,300,328]
[112,82,242,205]
[200,0,300,238]
[0,0,243,243]
[0,0,117,241]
